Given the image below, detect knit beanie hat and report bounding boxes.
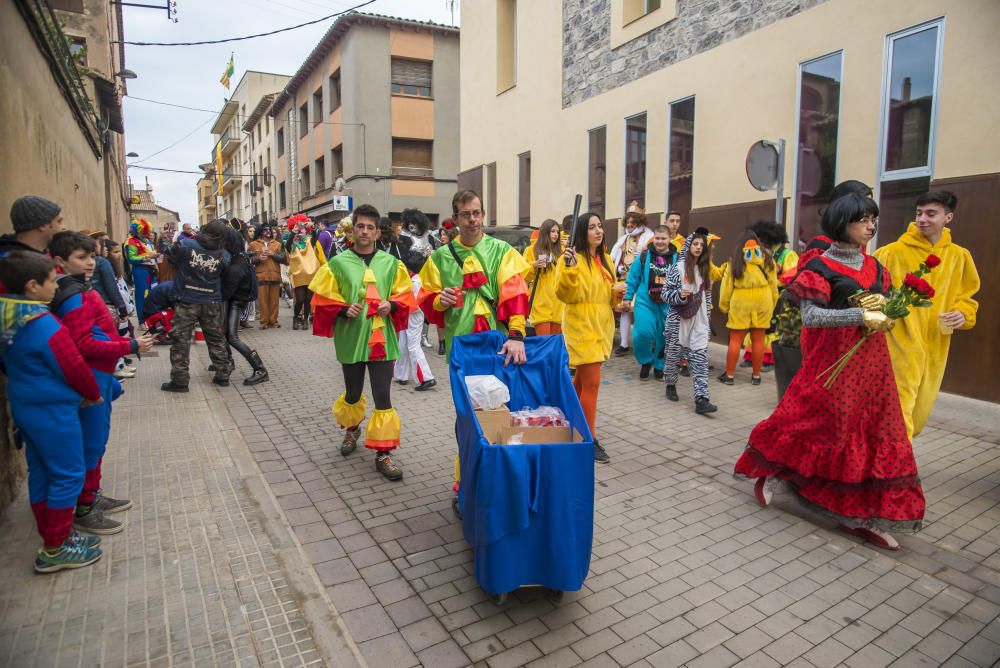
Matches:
[10,196,61,233]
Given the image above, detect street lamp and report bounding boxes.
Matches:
[116,69,138,80]
[126,152,139,158]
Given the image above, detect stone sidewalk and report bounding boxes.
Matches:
[0,348,364,667]
[2,303,999,668]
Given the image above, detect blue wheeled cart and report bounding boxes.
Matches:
[449,331,594,602]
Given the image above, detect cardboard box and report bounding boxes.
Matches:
[475,407,511,444]
[501,425,583,445]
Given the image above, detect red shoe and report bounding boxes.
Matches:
[754,477,779,506]
[838,524,900,551]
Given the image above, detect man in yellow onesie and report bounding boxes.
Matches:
[873,190,980,440]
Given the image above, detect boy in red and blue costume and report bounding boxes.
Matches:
[0,251,105,573]
[50,232,153,535]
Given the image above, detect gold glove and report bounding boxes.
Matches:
[850,291,887,311]
[862,309,895,332]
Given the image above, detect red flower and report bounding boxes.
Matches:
[915,278,935,298]
[903,273,920,289]
[925,254,941,269]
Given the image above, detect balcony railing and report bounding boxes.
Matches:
[220,127,239,156]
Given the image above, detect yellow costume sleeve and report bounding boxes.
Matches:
[555,255,587,304]
[710,261,727,283]
[718,265,734,313]
[768,265,780,306]
[498,246,532,284]
[308,264,344,303]
[416,254,448,311]
[952,249,980,330]
[522,245,537,284]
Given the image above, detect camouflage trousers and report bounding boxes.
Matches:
[169,301,231,387]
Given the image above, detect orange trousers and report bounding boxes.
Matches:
[573,362,601,438]
[534,322,562,336]
[257,282,280,328]
[726,328,765,375]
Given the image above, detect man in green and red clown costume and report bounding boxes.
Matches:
[309,204,416,481]
[417,190,531,363]
[125,218,159,319]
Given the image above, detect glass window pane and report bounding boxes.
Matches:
[668,98,695,218]
[625,114,647,210]
[794,52,842,249]
[588,127,607,221]
[884,26,938,172]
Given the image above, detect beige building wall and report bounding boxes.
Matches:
[460,0,1000,226]
[0,2,128,237]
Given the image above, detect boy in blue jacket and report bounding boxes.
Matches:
[0,251,104,573]
[50,232,154,535]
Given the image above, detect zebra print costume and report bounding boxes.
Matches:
[662,232,713,399]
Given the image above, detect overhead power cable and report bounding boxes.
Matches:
[120,0,375,46]
[132,116,215,164]
[127,95,365,127]
[127,165,261,177]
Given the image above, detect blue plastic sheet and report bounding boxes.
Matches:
[449,331,594,595]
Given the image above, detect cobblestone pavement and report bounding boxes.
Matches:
[2,303,999,668]
[220,307,1000,668]
[0,348,363,668]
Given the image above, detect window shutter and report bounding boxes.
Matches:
[391,59,432,88]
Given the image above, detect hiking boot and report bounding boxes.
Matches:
[653,368,664,380]
[695,396,718,414]
[34,544,102,574]
[341,428,359,457]
[666,384,679,402]
[639,363,652,379]
[161,381,189,393]
[73,507,123,535]
[212,376,230,387]
[751,375,762,386]
[66,530,101,549]
[93,491,132,514]
[375,452,404,481]
[415,379,437,392]
[615,346,630,357]
[593,440,610,464]
[680,365,691,377]
[717,373,735,385]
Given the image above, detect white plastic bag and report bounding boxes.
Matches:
[465,375,510,410]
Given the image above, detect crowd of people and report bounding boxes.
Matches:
[0,176,981,575]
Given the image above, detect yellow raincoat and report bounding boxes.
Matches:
[522,245,564,326]
[873,223,980,439]
[556,252,616,367]
[718,262,779,329]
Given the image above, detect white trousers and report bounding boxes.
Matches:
[395,306,434,384]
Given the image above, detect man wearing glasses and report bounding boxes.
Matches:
[417,190,530,365]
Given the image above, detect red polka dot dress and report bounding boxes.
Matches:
[734,253,925,533]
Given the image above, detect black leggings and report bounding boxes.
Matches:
[226,301,254,365]
[342,361,393,410]
[293,286,312,319]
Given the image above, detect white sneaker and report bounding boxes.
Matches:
[420,336,433,348]
[114,366,137,379]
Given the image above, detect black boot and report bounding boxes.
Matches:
[244,351,269,386]
[292,317,301,331]
[437,340,445,356]
[666,384,679,402]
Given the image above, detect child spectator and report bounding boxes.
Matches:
[718,230,779,385]
[663,230,717,414]
[0,251,104,572]
[50,232,153,535]
[161,220,231,392]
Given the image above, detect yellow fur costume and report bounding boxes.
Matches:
[718,244,779,329]
[873,223,980,440]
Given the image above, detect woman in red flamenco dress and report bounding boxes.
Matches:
[734,194,924,551]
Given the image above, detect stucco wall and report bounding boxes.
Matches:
[0,2,107,234]
[459,0,1000,226]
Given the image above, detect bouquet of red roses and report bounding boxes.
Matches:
[816,253,938,388]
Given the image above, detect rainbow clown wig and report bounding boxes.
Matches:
[130,218,153,239]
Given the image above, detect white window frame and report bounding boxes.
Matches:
[789,50,844,249]
[664,95,695,217]
[875,18,945,186]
